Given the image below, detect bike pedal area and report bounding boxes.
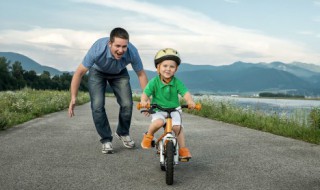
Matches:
[155,151,190,162]
[179,158,190,162]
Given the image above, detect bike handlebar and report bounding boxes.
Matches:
[137,103,202,111]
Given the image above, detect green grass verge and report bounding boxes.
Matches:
[0,88,90,130]
[133,95,320,144]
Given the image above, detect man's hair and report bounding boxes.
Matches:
[110,27,129,42]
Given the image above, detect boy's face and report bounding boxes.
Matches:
[108,37,128,60]
[159,60,178,80]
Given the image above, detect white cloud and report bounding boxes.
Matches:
[76,0,320,68]
[0,0,319,72]
[0,28,104,71]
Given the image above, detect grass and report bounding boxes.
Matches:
[184,97,320,144]
[2,91,320,145]
[0,88,90,130]
[133,95,320,144]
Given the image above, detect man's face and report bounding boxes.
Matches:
[108,37,128,60]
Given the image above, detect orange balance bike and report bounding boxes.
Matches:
[137,103,201,185]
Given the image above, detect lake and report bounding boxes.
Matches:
[194,95,320,116]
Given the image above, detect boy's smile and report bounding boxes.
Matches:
[159,60,178,82]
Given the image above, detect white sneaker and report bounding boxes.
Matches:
[115,133,135,148]
[102,142,114,154]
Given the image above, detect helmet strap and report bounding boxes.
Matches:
[161,77,172,84]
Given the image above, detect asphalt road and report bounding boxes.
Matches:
[1,97,320,190]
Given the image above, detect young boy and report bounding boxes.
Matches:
[139,48,196,159]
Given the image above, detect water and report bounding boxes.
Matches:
[194,95,320,122]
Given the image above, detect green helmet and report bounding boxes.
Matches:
[154,48,181,68]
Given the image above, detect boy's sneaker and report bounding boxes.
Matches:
[102,142,114,154]
[141,133,154,149]
[179,147,192,159]
[115,133,135,148]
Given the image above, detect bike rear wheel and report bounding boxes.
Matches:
[165,141,174,185]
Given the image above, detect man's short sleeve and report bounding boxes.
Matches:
[128,43,144,73]
[82,38,108,69]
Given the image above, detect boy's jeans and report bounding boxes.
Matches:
[88,68,133,143]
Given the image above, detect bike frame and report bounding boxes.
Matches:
[137,103,201,185]
[157,115,179,165]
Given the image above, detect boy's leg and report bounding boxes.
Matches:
[175,126,192,159]
[141,118,164,149]
[173,126,186,148]
[172,111,192,159]
[147,119,164,135]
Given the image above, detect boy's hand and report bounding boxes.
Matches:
[139,101,149,108]
[187,101,196,109]
[139,101,151,117]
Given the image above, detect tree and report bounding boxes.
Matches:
[23,70,39,89]
[11,61,26,89]
[0,57,14,90]
[39,71,52,89]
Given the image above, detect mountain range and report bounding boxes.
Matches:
[0,52,66,76]
[1,52,320,96]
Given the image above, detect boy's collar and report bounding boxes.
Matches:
[158,75,175,87]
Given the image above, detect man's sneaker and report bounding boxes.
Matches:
[141,133,154,149]
[102,142,114,154]
[115,133,135,148]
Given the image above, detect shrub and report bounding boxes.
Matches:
[309,107,320,129]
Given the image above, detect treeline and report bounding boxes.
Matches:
[0,57,88,91]
[259,92,305,98]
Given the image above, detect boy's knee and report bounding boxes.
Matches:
[173,125,182,133]
[154,119,165,127]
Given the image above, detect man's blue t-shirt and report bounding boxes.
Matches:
[82,37,143,74]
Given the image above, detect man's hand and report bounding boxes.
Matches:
[68,64,88,118]
[68,99,76,117]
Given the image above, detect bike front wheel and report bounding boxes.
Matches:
[165,141,174,185]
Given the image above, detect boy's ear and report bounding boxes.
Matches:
[157,64,160,74]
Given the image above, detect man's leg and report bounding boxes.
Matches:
[109,75,133,136]
[109,72,135,148]
[88,68,113,143]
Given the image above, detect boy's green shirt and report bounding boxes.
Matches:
[143,75,188,108]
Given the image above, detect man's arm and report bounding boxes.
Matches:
[137,70,148,90]
[68,64,89,117]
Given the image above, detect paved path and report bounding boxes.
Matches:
[1,97,320,190]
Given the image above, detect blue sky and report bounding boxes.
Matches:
[0,0,319,71]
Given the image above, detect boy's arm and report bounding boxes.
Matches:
[183,92,196,109]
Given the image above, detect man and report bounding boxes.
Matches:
[68,27,148,154]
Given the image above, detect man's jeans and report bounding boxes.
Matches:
[88,68,133,143]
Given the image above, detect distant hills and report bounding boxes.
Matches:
[1,51,320,96]
[129,61,320,96]
[0,52,65,76]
